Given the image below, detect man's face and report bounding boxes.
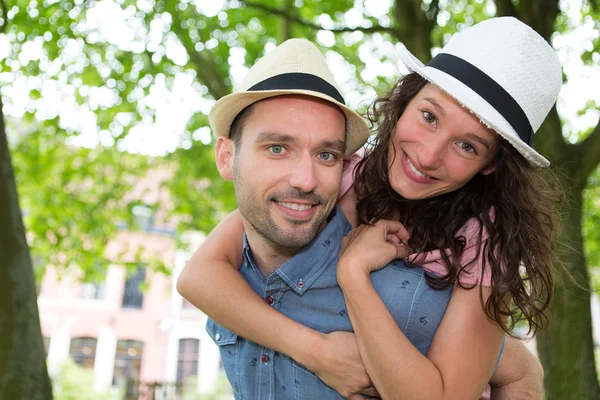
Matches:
[217,95,346,250]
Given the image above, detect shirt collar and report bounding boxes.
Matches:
[242,206,351,294]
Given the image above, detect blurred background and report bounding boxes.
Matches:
[1,0,599,399]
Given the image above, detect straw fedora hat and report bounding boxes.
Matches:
[400,17,562,167]
[209,39,369,155]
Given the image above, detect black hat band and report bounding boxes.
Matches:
[248,72,346,105]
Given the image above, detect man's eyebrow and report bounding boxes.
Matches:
[465,133,492,150]
[320,139,346,154]
[423,97,445,116]
[254,132,296,144]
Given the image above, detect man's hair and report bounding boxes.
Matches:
[228,104,255,154]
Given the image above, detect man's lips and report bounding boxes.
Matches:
[276,201,315,211]
[273,200,319,220]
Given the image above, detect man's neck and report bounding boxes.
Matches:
[244,230,302,277]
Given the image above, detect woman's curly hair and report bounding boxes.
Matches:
[354,72,563,336]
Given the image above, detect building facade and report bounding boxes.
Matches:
[38,209,222,397]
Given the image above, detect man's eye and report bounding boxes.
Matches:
[318,152,339,162]
[269,145,284,154]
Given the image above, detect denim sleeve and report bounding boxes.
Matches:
[492,335,507,373]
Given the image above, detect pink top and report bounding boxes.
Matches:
[340,148,364,200]
[339,150,493,287]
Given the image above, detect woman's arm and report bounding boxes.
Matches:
[176,210,377,397]
[337,220,504,400]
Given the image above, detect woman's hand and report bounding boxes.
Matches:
[338,219,413,278]
[306,331,380,399]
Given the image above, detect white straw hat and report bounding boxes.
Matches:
[399,17,562,167]
[209,39,369,155]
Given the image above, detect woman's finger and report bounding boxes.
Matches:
[375,219,411,244]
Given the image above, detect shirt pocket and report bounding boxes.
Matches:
[206,319,243,398]
[292,360,343,400]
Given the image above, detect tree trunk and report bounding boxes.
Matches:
[0,96,53,399]
[536,180,600,400]
[279,0,294,42]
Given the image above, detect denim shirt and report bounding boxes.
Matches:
[206,207,454,399]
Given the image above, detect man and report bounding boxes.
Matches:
[178,38,543,399]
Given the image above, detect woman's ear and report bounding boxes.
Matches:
[480,163,496,176]
[215,137,234,180]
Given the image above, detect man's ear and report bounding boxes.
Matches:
[215,137,235,180]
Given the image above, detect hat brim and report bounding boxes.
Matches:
[399,47,550,168]
[209,89,369,155]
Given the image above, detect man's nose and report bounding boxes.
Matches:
[288,153,317,192]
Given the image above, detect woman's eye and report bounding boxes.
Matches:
[458,142,477,154]
[423,111,437,126]
[269,145,284,154]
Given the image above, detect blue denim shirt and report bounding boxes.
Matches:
[206,207,455,399]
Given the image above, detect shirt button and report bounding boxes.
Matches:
[297,280,305,288]
[261,354,270,363]
[265,296,274,305]
[215,333,221,341]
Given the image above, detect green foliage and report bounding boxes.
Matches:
[10,119,149,281]
[53,358,115,400]
[431,0,496,47]
[1,0,600,398]
[584,169,600,278]
[180,376,234,400]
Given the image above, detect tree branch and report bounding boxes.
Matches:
[576,119,600,180]
[517,0,559,42]
[424,0,441,36]
[393,0,434,61]
[191,51,230,100]
[0,0,8,34]
[168,6,230,100]
[279,0,295,42]
[533,106,568,163]
[240,0,401,36]
[494,0,518,18]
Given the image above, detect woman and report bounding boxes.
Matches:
[178,17,562,399]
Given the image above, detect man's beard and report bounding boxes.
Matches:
[233,168,331,250]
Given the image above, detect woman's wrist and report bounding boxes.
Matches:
[286,327,327,370]
[337,257,371,289]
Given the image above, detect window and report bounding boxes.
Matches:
[113,340,144,389]
[177,339,199,390]
[81,281,105,300]
[69,337,97,369]
[132,205,155,231]
[122,267,146,309]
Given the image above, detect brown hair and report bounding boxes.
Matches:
[354,72,562,336]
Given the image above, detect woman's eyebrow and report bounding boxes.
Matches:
[423,97,445,116]
[464,133,492,150]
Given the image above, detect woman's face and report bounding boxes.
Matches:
[388,83,500,200]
